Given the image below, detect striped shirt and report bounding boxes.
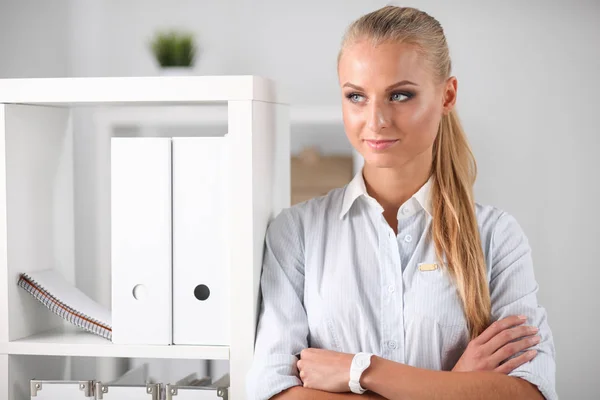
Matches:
[246,171,557,400]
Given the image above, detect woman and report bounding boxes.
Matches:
[247,5,557,400]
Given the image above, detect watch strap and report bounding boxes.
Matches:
[349,352,373,394]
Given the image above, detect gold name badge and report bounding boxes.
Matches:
[418,263,438,271]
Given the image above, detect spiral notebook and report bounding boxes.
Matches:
[18,269,112,341]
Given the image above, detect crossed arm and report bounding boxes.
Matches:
[276,366,542,400]
[360,356,542,400]
[274,337,543,400]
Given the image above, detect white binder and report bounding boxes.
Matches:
[172,137,229,345]
[95,363,158,400]
[165,384,228,400]
[30,380,95,399]
[111,138,172,345]
[166,372,229,400]
[95,382,160,400]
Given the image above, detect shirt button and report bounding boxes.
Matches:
[404,234,412,243]
[401,208,410,215]
[387,285,395,293]
[388,340,398,349]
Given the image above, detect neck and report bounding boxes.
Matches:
[362,152,432,212]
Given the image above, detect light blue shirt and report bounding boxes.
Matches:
[246,171,557,400]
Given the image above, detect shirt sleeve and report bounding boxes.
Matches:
[246,209,307,400]
[489,212,558,400]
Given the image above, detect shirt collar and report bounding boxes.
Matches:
[339,170,433,220]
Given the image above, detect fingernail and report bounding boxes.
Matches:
[518,315,527,321]
[528,350,537,356]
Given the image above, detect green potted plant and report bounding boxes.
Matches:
[150,30,197,75]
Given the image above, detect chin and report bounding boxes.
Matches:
[363,154,399,169]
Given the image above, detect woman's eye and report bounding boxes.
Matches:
[347,93,364,103]
[391,92,411,102]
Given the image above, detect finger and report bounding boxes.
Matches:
[300,348,310,360]
[494,350,537,374]
[473,315,528,345]
[483,324,539,355]
[300,348,323,359]
[489,333,540,366]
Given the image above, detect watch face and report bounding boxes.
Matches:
[356,355,369,368]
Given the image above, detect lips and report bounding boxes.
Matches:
[364,139,399,150]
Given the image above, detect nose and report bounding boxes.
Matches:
[366,101,391,133]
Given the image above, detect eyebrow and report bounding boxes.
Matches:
[343,80,418,91]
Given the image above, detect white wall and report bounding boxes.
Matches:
[1,0,599,397]
[70,0,239,78]
[0,0,70,78]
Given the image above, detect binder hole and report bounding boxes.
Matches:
[132,284,148,301]
[194,284,210,301]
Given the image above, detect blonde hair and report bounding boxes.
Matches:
[340,6,490,340]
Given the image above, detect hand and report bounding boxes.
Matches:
[452,315,540,374]
[296,348,354,392]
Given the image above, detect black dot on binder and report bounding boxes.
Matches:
[194,284,210,301]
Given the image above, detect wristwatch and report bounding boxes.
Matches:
[349,352,373,394]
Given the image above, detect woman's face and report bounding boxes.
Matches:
[338,40,456,170]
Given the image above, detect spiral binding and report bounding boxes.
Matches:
[18,273,112,340]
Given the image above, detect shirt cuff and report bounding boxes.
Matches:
[246,354,303,400]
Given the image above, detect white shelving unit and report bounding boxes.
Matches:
[0,76,290,400]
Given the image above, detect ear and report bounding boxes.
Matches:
[442,76,458,115]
